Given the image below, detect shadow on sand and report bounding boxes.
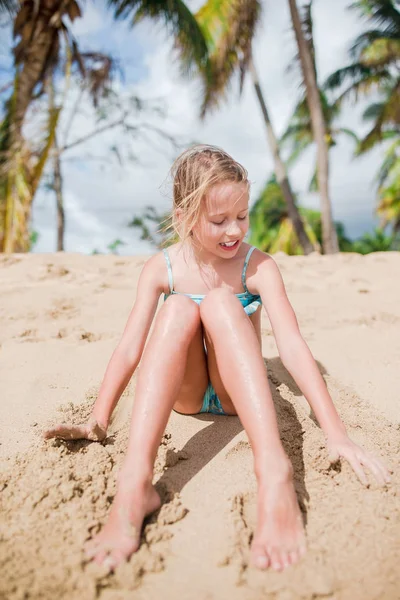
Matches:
[154,356,329,526]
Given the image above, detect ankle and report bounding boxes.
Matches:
[118,464,154,489]
[254,455,293,487]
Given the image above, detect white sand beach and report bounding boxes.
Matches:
[1,251,399,599]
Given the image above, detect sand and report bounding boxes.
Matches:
[0,251,399,600]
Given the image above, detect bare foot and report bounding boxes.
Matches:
[250,473,306,571]
[84,478,161,571]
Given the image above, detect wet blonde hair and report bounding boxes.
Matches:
[162,144,249,244]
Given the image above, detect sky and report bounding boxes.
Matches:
[0,0,387,255]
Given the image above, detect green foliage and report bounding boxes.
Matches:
[190,0,262,117]
[324,0,400,151]
[108,0,208,72]
[351,227,400,253]
[280,91,358,190]
[376,138,400,230]
[248,175,353,255]
[129,206,177,249]
[91,238,126,255]
[107,238,125,254]
[29,229,39,249]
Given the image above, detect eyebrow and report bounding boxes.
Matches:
[209,209,249,218]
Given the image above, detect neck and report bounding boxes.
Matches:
[184,238,222,267]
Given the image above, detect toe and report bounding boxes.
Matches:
[84,541,99,559]
[289,549,299,565]
[102,555,117,572]
[269,548,283,572]
[94,549,109,566]
[254,553,269,570]
[281,550,291,569]
[251,542,269,570]
[107,549,128,570]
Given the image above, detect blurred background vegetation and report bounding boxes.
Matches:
[0,0,399,255]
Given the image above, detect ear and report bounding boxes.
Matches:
[175,207,183,223]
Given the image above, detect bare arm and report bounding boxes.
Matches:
[44,253,166,440]
[251,251,391,486]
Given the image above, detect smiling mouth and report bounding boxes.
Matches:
[219,240,240,250]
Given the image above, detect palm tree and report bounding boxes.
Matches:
[180,0,315,254]
[281,3,357,191]
[324,0,400,150]
[287,0,339,253]
[249,175,352,254]
[0,0,81,251]
[324,0,400,236]
[281,93,358,191]
[0,0,208,252]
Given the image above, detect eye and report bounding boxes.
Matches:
[211,220,224,225]
[238,215,248,221]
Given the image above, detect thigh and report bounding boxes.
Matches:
[172,323,210,415]
[203,309,262,416]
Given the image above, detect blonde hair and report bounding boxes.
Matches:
[162,144,249,245]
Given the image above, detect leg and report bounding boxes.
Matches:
[85,295,206,570]
[200,289,306,571]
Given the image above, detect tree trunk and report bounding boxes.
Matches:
[249,57,316,255]
[0,0,78,252]
[287,0,339,254]
[53,139,65,251]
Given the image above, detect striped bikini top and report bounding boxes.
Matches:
[162,245,262,316]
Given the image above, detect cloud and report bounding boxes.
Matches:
[31,0,383,254]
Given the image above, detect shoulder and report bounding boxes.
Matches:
[245,247,284,293]
[138,246,178,295]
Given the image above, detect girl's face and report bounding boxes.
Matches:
[191,181,249,258]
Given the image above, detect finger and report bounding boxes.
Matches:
[347,456,368,486]
[327,444,339,463]
[373,457,392,483]
[359,455,386,486]
[362,455,391,486]
[43,424,88,440]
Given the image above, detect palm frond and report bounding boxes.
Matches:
[357,120,384,153]
[337,127,360,143]
[350,28,400,62]
[305,165,317,192]
[0,0,17,14]
[193,0,262,118]
[375,137,400,186]
[350,0,400,32]
[286,135,314,167]
[324,62,386,91]
[108,0,208,67]
[362,101,386,120]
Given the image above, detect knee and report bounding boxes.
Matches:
[158,294,201,336]
[200,288,239,326]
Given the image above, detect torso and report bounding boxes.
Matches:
[161,241,263,346]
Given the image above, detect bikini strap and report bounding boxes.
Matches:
[242,246,256,293]
[162,248,174,293]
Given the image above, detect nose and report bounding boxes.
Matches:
[226,220,242,237]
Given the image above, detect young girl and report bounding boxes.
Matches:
[44,144,390,573]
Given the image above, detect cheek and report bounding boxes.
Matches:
[193,221,218,240]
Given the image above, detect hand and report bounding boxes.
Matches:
[43,415,107,442]
[326,434,391,487]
